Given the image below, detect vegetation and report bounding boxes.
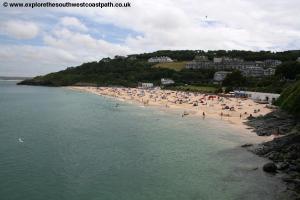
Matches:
[275,61,300,80]
[133,50,300,62]
[19,50,300,95]
[222,70,246,87]
[19,59,215,87]
[168,85,219,93]
[153,61,187,71]
[275,80,300,117]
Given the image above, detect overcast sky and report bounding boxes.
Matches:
[1,0,300,76]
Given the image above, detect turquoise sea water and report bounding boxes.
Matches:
[0,81,288,200]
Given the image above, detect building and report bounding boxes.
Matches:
[213,71,232,83]
[213,57,223,63]
[194,55,209,62]
[127,56,137,61]
[234,91,280,104]
[114,55,126,59]
[264,68,276,76]
[213,57,244,63]
[297,57,300,62]
[241,66,264,77]
[100,57,111,63]
[186,56,280,77]
[148,56,173,63]
[186,60,213,69]
[264,59,282,68]
[138,82,154,89]
[161,78,175,85]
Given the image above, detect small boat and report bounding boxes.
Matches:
[18,138,24,143]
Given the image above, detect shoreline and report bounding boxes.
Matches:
[68,86,275,143]
[68,86,299,198]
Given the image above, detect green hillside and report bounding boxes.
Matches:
[153,61,187,71]
[276,80,300,116]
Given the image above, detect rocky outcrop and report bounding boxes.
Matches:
[243,110,300,197]
[263,162,277,173]
[244,110,298,136]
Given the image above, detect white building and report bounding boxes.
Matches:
[161,78,175,85]
[234,91,280,104]
[148,56,173,63]
[213,57,223,63]
[213,71,231,82]
[297,57,300,62]
[264,68,276,76]
[138,82,154,89]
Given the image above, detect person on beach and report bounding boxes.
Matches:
[221,112,223,119]
[240,113,242,119]
[202,112,206,119]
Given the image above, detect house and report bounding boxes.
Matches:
[241,66,264,77]
[185,56,281,78]
[213,57,223,63]
[100,57,111,63]
[161,78,175,85]
[297,57,300,63]
[114,55,126,60]
[213,71,231,83]
[264,68,276,76]
[234,91,280,104]
[148,56,173,63]
[264,59,282,68]
[138,82,154,89]
[128,55,137,61]
[186,60,213,69]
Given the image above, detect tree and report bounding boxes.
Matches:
[275,61,300,80]
[222,70,246,87]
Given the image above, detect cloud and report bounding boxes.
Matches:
[60,17,88,32]
[0,20,39,39]
[43,28,133,59]
[1,0,300,76]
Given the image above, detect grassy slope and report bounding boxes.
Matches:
[153,61,188,71]
[276,80,300,117]
[169,85,218,93]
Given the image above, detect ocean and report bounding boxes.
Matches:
[0,81,288,200]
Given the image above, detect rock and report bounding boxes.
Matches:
[251,167,258,171]
[288,165,300,172]
[266,152,283,161]
[277,162,289,170]
[263,162,277,173]
[241,143,253,148]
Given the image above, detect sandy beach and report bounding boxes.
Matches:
[69,86,275,131]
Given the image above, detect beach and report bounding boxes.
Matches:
[69,86,274,129]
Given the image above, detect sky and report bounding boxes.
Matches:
[0,0,300,76]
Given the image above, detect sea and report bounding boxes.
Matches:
[0,80,290,200]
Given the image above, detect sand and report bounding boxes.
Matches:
[69,86,274,128]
